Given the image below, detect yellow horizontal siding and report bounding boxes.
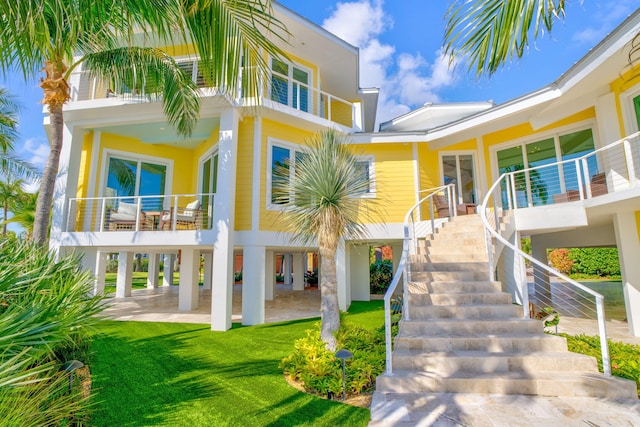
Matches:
[234,118,254,231]
[610,63,640,137]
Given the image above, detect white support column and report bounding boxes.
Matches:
[265,250,275,300]
[179,248,200,311]
[391,243,402,275]
[242,245,266,325]
[81,247,97,273]
[116,251,133,298]
[163,254,175,286]
[350,245,370,301]
[147,253,160,289]
[613,212,640,336]
[211,109,239,331]
[284,253,292,286]
[292,253,304,291]
[336,241,351,311]
[203,252,212,290]
[94,251,108,296]
[49,124,85,255]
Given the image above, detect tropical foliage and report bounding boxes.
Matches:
[370,259,393,294]
[273,129,376,349]
[548,247,621,278]
[444,0,566,76]
[0,237,104,425]
[0,0,287,246]
[0,89,38,181]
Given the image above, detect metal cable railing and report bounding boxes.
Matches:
[384,184,457,374]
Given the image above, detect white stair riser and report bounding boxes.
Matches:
[409,305,522,319]
[399,320,540,335]
[409,292,512,305]
[408,281,502,294]
[394,336,568,352]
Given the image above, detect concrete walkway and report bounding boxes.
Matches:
[102,284,321,324]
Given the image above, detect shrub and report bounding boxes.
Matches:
[280,319,385,397]
[569,247,620,277]
[0,238,104,424]
[370,259,393,294]
[548,249,574,274]
[561,333,640,397]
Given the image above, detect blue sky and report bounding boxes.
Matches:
[2,0,638,180]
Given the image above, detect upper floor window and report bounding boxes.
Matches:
[104,154,170,211]
[353,156,376,197]
[270,58,311,113]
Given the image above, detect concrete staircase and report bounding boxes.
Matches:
[370,214,638,426]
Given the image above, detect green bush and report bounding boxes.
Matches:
[561,333,640,396]
[370,259,393,294]
[548,249,574,274]
[0,237,104,425]
[280,319,385,397]
[569,247,620,277]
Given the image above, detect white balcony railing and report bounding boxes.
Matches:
[68,63,357,129]
[500,132,640,210]
[66,193,214,233]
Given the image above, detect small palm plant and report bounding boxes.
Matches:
[273,129,377,350]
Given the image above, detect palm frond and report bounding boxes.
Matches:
[0,153,40,181]
[444,0,565,76]
[82,47,201,137]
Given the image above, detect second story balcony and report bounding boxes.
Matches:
[67,58,361,131]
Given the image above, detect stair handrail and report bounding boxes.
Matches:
[384,184,457,375]
[479,173,612,376]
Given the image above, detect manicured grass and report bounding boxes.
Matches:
[103,272,182,295]
[89,301,383,426]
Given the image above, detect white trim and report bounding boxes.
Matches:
[488,120,596,182]
[83,131,102,231]
[98,148,174,199]
[438,150,478,204]
[353,154,376,198]
[252,118,262,231]
[268,56,315,115]
[620,84,640,136]
[476,137,488,202]
[197,143,220,193]
[265,137,304,211]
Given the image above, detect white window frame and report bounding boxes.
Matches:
[98,149,173,201]
[352,155,376,199]
[438,150,477,204]
[269,56,314,115]
[197,144,219,194]
[266,138,303,211]
[621,84,640,135]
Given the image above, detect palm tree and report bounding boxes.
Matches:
[273,129,376,350]
[444,0,566,76]
[5,191,38,241]
[0,177,25,235]
[0,0,287,247]
[0,89,39,180]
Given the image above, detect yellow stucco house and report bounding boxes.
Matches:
[50,3,640,338]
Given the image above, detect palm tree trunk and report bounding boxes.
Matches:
[33,61,70,247]
[319,246,340,351]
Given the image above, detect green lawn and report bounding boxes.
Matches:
[89,301,383,426]
[103,272,182,295]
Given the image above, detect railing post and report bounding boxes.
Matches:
[581,158,592,199]
[66,199,73,232]
[172,195,178,230]
[509,173,518,209]
[135,196,142,231]
[327,95,332,122]
[576,159,585,200]
[430,198,435,235]
[623,139,636,187]
[100,199,107,232]
[595,295,611,376]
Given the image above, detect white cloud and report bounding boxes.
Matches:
[22,137,49,170]
[571,0,636,44]
[322,1,458,127]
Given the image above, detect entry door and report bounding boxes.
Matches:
[441,153,476,204]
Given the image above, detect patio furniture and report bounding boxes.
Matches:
[553,190,580,204]
[590,172,608,197]
[160,200,203,230]
[433,194,470,217]
[108,201,145,231]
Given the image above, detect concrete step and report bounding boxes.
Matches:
[391,350,598,374]
[409,304,522,320]
[411,270,490,282]
[375,371,639,398]
[399,319,541,336]
[409,281,502,294]
[408,292,512,306]
[419,237,486,249]
[412,261,488,273]
[411,253,488,264]
[394,334,568,353]
[430,230,487,240]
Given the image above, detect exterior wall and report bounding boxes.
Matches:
[353,143,415,224]
[76,132,94,199]
[259,119,314,232]
[234,118,255,231]
[610,64,640,136]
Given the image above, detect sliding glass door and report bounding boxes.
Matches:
[105,156,167,210]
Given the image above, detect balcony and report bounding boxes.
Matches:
[68,60,358,129]
[66,193,214,233]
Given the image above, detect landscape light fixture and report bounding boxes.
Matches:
[61,360,84,394]
[335,349,353,401]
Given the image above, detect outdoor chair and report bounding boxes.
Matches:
[160,200,203,230]
[432,194,470,218]
[108,201,145,231]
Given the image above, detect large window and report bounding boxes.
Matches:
[496,128,597,207]
[270,58,310,113]
[200,151,218,228]
[442,154,475,204]
[105,155,168,210]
